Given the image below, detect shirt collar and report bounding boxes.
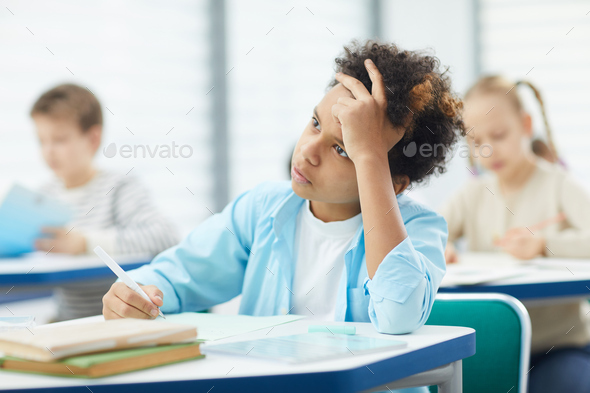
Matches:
[270,186,364,251]
[269,185,404,251]
[270,188,305,237]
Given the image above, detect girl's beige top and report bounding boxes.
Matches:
[441,159,590,353]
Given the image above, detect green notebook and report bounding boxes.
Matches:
[0,342,204,378]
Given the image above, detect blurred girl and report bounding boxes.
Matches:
[442,76,590,392]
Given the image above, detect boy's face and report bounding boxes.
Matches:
[34,115,99,181]
[291,84,361,204]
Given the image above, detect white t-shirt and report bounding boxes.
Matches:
[291,199,362,320]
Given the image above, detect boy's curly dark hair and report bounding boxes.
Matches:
[327,40,465,184]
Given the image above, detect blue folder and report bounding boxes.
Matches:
[0,184,72,257]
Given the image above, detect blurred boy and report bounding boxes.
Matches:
[31,83,179,321]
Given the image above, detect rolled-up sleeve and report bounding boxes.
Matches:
[126,184,262,314]
[363,209,447,334]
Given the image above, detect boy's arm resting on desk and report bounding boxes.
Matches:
[544,175,590,258]
[124,185,262,314]
[363,210,447,334]
[84,178,180,256]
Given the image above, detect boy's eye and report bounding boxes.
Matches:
[312,117,320,130]
[335,145,348,158]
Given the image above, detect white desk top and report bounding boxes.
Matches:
[0,317,474,391]
[441,252,590,286]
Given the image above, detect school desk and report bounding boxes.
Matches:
[0,253,151,302]
[0,317,475,393]
[439,253,590,303]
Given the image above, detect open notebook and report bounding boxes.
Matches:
[440,252,534,286]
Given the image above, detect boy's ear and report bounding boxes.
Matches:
[392,175,410,195]
[87,125,102,153]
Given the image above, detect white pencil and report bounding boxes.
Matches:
[93,246,165,319]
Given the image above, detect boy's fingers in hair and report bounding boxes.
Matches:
[331,103,346,125]
[364,59,387,106]
[142,285,164,307]
[335,72,371,101]
[336,96,356,107]
[112,282,158,318]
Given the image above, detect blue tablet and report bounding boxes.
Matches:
[0,184,72,257]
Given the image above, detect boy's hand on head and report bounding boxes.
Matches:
[494,227,545,260]
[35,227,87,255]
[103,282,164,320]
[332,59,403,162]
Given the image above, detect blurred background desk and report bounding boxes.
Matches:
[0,253,152,322]
[439,253,590,304]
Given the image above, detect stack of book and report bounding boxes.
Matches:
[0,318,203,378]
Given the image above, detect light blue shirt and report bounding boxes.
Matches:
[128,181,447,335]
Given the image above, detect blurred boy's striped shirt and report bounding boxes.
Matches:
[41,170,180,321]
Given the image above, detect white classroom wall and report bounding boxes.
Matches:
[379,0,478,210]
[0,0,214,237]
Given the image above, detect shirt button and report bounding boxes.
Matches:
[280,307,287,315]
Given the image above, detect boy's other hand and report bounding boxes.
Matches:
[103,282,164,320]
[332,59,404,163]
[35,227,87,254]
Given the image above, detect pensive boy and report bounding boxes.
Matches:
[103,39,464,347]
[31,83,179,321]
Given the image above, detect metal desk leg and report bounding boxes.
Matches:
[362,360,463,393]
[438,360,462,393]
